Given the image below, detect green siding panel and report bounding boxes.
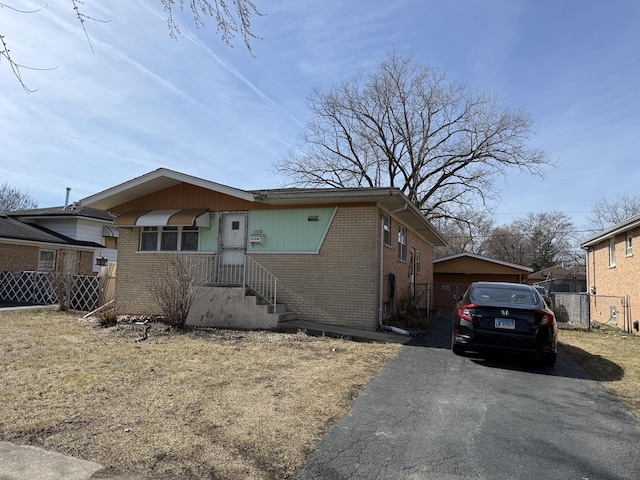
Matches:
[247,208,336,253]
[199,213,218,252]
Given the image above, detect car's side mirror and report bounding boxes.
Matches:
[452,293,463,301]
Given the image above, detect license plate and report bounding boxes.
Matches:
[495,318,515,329]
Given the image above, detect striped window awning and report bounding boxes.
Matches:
[113,209,210,228]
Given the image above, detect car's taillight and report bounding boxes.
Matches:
[457,304,477,322]
[535,309,555,327]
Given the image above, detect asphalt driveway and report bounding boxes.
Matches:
[298,317,640,480]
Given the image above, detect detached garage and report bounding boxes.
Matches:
[433,253,532,311]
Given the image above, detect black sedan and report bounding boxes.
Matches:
[451,281,558,366]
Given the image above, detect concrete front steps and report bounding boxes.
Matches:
[187,286,296,329]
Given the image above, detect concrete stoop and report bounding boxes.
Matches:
[187,286,295,329]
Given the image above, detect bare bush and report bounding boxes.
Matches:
[47,250,77,311]
[145,254,199,329]
[93,301,120,327]
[386,288,429,330]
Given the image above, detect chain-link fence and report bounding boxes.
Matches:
[551,292,632,332]
[552,292,590,328]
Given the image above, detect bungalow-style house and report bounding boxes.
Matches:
[80,168,446,331]
[433,253,532,311]
[581,214,640,333]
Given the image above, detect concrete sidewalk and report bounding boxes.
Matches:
[278,318,420,344]
[0,442,102,480]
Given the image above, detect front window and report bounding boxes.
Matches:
[141,227,159,251]
[181,226,199,251]
[626,233,633,256]
[160,226,179,251]
[140,226,200,251]
[398,225,407,262]
[609,238,616,267]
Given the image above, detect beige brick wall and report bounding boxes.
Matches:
[586,228,640,330]
[114,206,437,330]
[382,214,434,307]
[0,244,94,275]
[114,228,165,315]
[254,206,380,330]
[0,244,39,271]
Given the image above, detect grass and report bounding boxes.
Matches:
[560,326,640,419]
[3,310,640,478]
[0,310,401,479]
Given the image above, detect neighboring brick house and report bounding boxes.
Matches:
[0,213,102,276]
[581,214,640,333]
[80,168,446,330]
[6,205,118,273]
[432,253,532,311]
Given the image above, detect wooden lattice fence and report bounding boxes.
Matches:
[0,265,116,312]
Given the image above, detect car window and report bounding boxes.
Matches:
[471,286,538,305]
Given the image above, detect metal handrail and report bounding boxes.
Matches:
[186,254,277,308]
[244,255,278,308]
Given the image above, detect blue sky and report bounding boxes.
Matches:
[1,0,639,230]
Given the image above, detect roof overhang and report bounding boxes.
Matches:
[80,168,255,211]
[0,237,97,251]
[113,209,210,228]
[434,253,533,273]
[581,214,640,249]
[256,187,447,246]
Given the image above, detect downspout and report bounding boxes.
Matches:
[379,203,409,335]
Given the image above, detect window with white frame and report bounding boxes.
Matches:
[398,225,407,262]
[415,250,421,274]
[38,249,56,271]
[383,215,391,246]
[609,238,616,267]
[626,233,633,256]
[140,226,200,251]
[141,227,159,251]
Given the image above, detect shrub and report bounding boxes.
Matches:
[145,254,199,329]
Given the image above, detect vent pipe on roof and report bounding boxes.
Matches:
[64,187,71,209]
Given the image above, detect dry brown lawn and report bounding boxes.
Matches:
[561,326,640,419]
[0,310,401,479]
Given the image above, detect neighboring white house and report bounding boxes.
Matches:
[5,204,118,273]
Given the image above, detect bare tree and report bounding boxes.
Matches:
[145,254,199,328]
[1,0,262,91]
[483,212,577,270]
[585,194,640,234]
[0,182,38,211]
[276,52,551,223]
[433,211,494,258]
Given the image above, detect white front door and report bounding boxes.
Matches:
[217,212,247,284]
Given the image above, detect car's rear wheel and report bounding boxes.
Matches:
[540,351,557,366]
[452,334,466,355]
